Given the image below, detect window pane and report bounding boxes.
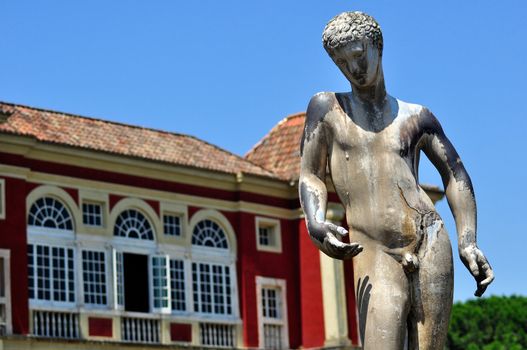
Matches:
[116,252,124,306]
[29,244,75,303]
[82,203,103,227]
[28,197,73,230]
[192,262,232,315]
[163,215,181,236]
[82,250,107,305]
[170,259,186,311]
[191,220,228,249]
[152,256,168,309]
[262,287,281,319]
[114,210,154,240]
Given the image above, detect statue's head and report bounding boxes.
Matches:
[322,12,384,87]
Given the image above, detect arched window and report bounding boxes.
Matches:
[192,220,228,249]
[28,197,73,231]
[114,209,154,240]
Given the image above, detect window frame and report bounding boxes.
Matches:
[0,179,5,220]
[191,261,233,317]
[113,209,155,241]
[256,276,289,349]
[81,202,104,228]
[255,217,282,253]
[192,219,229,250]
[80,249,108,308]
[162,213,183,237]
[169,258,187,313]
[0,249,12,335]
[27,242,77,308]
[28,197,74,232]
[150,255,171,314]
[189,211,240,321]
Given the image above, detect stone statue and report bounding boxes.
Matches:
[299,12,494,349]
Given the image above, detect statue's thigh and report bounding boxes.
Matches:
[354,248,410,350]
[408,227,454,350]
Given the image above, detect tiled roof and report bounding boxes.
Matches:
[0,101,276,178]
[245,112,305,181]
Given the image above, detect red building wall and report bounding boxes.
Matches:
[0,151,359,348]
[0,177,29,334]
[298,219,326,348]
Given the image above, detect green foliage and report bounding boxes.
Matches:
[446,295,527,350]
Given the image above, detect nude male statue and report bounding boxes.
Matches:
[299,12,494,350]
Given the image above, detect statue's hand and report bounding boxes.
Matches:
[308,221,363,260]
[460,244,494,297]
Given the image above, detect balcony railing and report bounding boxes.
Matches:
[121,316,160,343]
[263,324,283,349]
[32,310,79,339]
[199,323,235,348]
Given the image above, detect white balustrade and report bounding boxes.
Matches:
[121,316,160,343]
[199,323,235,348]
[264,324,283,349]
[32,310,79,339]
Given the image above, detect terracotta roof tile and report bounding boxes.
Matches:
[245,112,305,181]
[0,101,276,179]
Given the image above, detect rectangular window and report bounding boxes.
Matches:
[0,179,5,220]
[0,250,12,335]
[151,256,169,311]
[28,244,75,303]
[256,218,282,253]
[170,259,186,312]
[114,251,124,308]
[259,227,273,246]
[82,250,107,306]
[257,277,288,349]
[163,214,182,236]
[82,202,103,227]
[262,288,281,319]
[192,262,231,315]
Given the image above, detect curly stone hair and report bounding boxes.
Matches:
[322,12,383,55]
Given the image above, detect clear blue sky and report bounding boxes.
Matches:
[1,1,525,301]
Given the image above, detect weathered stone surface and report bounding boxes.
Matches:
[299,11,494,350]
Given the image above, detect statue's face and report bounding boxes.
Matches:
[330,39,381,87]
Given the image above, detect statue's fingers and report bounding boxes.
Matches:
[335,226,348,236]
[356,245,363,253]
[323,234,342,256]
[326,222,348,237]
[342,243,363,258]
[474,284,487,297]
[475,276,491,297]
[325,232,344,247]
[479,266,494,286]
[468,257,480,277]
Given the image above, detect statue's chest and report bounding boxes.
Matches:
[330,118,403,157]
[328,111,421,160]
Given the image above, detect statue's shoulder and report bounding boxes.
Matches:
[306,92,337,124]
[397,98,443,133]
[396,98,427,118]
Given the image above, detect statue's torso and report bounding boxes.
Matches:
[324,93,439,250]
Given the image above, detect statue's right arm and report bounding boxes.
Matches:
[299,93,362,260]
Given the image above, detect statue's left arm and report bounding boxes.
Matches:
[298,93,363,260]
[420,108,494,297]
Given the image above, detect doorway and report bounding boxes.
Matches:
[123,253,149,312]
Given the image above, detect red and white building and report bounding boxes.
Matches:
[0,102,442,349]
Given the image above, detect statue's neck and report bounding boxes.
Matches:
[350,72,387,109]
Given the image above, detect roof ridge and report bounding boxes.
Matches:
[244,111,305,159]
[0,100,204,142]
[0,100,276,177]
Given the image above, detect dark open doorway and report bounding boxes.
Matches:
[123,253,149,312]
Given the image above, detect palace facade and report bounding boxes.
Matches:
[0,102,443,349]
